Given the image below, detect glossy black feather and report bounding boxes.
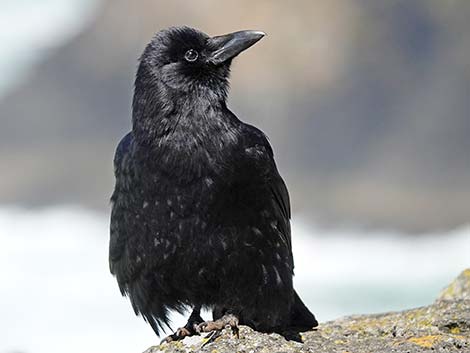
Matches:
[109,26,317,337]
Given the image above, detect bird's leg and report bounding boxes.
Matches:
[196,313,239,338]
[160,306,203,343]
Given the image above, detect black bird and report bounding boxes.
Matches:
[109,26,317,342]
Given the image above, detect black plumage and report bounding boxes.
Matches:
[109,26,317,341]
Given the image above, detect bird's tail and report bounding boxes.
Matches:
[127,279,185,336]
[289,290,318,330]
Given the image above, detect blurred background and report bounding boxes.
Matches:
[1,1,469,353]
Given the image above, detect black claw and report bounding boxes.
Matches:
[232,325,240,338]
[201,330,223,348]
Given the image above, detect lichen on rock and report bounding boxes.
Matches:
[144,269,470,353]
[438,268,470,301]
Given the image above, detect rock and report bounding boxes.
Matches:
[438,268,470,301]
[144,270,470,353]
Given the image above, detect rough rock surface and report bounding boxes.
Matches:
[439,269,470,301]
[144,270,470,353]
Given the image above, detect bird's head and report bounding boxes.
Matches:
[135,26,265,103]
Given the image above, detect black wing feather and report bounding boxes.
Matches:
[109,132,178,335]
[270,174,293,256]
[243,124,294,263]
[109,132,133,275]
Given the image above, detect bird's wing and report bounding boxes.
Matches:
[109,132,139,290]
[109,132,177,333]
[242,124,294,265]
[269,171,292,254]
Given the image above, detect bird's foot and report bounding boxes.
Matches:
[160,309,204,344]
[196,313,240,338]
[160,326,195,344]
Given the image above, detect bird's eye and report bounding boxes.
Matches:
[184,49,198,62]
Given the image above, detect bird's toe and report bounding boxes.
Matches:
[160,326,194,344]
[160,334,177,344]
[196,314,239,337]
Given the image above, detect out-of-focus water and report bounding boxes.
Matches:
[0,0,101,98]
[1,206,469,353]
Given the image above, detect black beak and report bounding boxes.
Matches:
[207,30,266,65]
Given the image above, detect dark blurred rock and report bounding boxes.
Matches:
[144,269,470,353]
[2,0,470,231]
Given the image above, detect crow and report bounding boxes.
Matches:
[109,26,318,342]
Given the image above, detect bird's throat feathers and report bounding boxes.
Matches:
[131,75,239,177]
